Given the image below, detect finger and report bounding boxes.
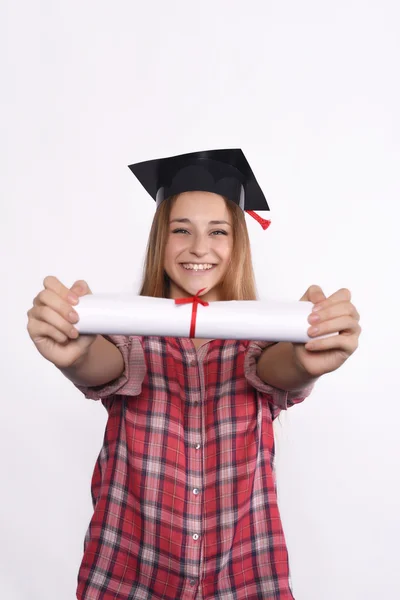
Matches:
[36,288,79,316]
[43,275,79,302]
[70,280,92,296]
[28,319,73,344]
[29,304,80,339]
[30,294,80,333]
[32,290,51,308]
[313,288,352,310]
[308,301,360,324]
[308,315,361,339]
[300,284,326,304]
[305,331,359,354]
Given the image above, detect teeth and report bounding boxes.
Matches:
[182,263,213,271]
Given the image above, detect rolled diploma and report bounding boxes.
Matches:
[75,294,335,343]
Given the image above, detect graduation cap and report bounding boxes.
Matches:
[128,149,271,229]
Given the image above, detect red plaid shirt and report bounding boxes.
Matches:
[75,336,314,600]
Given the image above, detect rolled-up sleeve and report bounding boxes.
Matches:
[74,335,146,400]
[244,341,315,414]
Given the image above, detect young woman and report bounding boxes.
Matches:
[27,149,361,599]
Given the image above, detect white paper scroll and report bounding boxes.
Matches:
[74,293,335,343]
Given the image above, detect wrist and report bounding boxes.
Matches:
[291,343,320,385]
[67,335,99,370]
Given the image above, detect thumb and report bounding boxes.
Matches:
[299,284,326,304]
[70,279,92,297]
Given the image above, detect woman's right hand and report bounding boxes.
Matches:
[27,276,98,369]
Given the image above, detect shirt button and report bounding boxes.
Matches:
[189,579,196,586]
[194,443,201,450]
[192,533,199,540]
[193,401,199,407]
[193,488,200,495]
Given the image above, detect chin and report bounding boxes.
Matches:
[170,273,221,300]
[180,280,210,296]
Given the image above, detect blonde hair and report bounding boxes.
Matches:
[139,195,258,300]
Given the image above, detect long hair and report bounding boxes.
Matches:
[139,195,258,300]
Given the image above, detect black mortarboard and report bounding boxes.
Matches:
[128,148,271,229]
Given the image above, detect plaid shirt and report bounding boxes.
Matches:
[75,336,314,600]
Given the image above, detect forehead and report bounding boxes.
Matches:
[171,191,231,220]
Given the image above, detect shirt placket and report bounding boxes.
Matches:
[182,343,206,599]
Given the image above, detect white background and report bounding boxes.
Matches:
[1,1,399,598]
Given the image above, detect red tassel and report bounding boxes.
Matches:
[245,210,271,230]
[174,288,209,338]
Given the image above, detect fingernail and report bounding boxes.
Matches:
[68,294,79,305]
[312,304,322,312]
[308,313,320,323]
[69,311,79,323]
[309,326,319,335]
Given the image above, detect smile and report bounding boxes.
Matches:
[180,263,216,272]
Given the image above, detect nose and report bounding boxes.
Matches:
[189,233,209,257]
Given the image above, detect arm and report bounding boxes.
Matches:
[256,341,319,392]
[58,335,124,387]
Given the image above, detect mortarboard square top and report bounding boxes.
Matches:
[128,148,270,213]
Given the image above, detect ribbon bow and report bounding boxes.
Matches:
[175,288,210,338]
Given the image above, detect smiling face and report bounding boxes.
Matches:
[164,191,233,302]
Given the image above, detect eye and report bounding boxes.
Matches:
[210,230,228,236]
[172,228,190,234]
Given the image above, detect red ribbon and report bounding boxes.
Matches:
[175,288,210,338]
[245,210,271,230]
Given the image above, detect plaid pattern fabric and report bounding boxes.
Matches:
[74,336,314,599]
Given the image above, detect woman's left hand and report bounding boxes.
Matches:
[292,285,362,378]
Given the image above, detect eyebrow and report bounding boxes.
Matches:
[170,218,232,226]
